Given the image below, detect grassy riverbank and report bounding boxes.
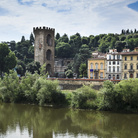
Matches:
[0,71,138,113]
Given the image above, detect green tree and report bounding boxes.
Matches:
[56,33,60,40]
[16,60,26,76]
[26,61,41,74]
[81,36,89,45]
[69,33,82,57]
[58,34,69,43]
[79,63,87,78]
[29,33,34,45]
[0,43,17,78]
[21,36,25,42]
[65,69,73,78]
[79,44,91,62]
[56,42,71,58]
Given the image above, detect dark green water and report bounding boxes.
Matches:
[0,103,138,138]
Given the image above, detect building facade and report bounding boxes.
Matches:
[88,57,106,79]
[106,49,122,80]
[121,47,138,79]
[88,48,138,80]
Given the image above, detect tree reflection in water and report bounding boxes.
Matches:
[0,103,138,138]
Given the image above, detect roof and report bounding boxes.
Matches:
[88,57,107,60]
[120,52,138,55]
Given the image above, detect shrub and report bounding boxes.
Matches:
[71,85,97,109]
[115,79,138,112]
[0,71,23,103]
[98,80,121,111]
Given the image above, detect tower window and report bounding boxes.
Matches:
[47,34,52,46]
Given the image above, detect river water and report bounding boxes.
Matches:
[0,103,138,138]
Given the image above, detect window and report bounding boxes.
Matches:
[124,73,127,79]
[113,66,115,72]
[90,73,93,79]
[124,64,127,70]
[100,72,103,79]
[125,57,127,61]
[117,61,119,65]
[137,56,138,60]
[109,55,111,59]
[137,73,138,78]
[131,56,133,60]
[91,63,93,69]
[137,64,138,70]
[117,55,120,59]
[117,66,119,72]
[109,61,111,65]
[117,75,119,79]
[113,61,115,65]
[113,55,115,60]
[108,74,111,79]
[100,63,103,69]
[109,67,111,72]
[95,63,98,69]
[130,64,133,70]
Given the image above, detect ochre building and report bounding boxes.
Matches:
[121,47,138,79]
[88,57,106,79]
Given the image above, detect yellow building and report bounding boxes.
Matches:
[88,58,106,79]
[121,47,138,79]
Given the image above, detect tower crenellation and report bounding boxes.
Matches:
[33,26,55,32]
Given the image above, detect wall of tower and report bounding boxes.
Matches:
[33,26,55,76]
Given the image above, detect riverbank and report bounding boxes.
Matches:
[0,71,138,113]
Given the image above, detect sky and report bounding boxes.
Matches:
[0,0,138,42]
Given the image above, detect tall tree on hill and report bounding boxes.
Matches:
[21,36,25,42]
[56,33,60,40]
[69,33,82,57]
[30,33,34,45]
[58,34,69,43]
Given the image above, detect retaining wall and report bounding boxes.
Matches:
[48,78,120,90]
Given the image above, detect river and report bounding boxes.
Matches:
[0,103,138,138]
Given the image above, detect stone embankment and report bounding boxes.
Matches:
[48,78,120,90]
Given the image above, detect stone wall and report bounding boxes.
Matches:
[48,78,120,90]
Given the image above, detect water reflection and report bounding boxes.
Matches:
[0,103,138,138]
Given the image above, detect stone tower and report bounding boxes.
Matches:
[33,26,55,76]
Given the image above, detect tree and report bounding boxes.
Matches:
[65,69,73,78]
[73,53,82,76]
[79,44,91,62]
[79,63,87,78]
[0,43,17,78]
[16,60,26,76]
[56,42,71,58]
[58,34,69,43]
[30,33,34,45]
[56,33,60,40]
[81,36,89,45]
[69,33,82,57]
[26,61,41,74]
[21,36,25,42]
[9,41,16,51]
[115,41,126,52]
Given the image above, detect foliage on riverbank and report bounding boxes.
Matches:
[0,71,138,112]
[0,71,66,106]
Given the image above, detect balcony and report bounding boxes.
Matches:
[94,69,99,72]
[128,69,135,73]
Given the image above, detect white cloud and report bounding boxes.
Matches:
[0,0,138,42]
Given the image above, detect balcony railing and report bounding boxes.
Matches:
[94,69,99,72]
[128,69,135,72]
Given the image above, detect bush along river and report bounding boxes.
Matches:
[0,103,138,138]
